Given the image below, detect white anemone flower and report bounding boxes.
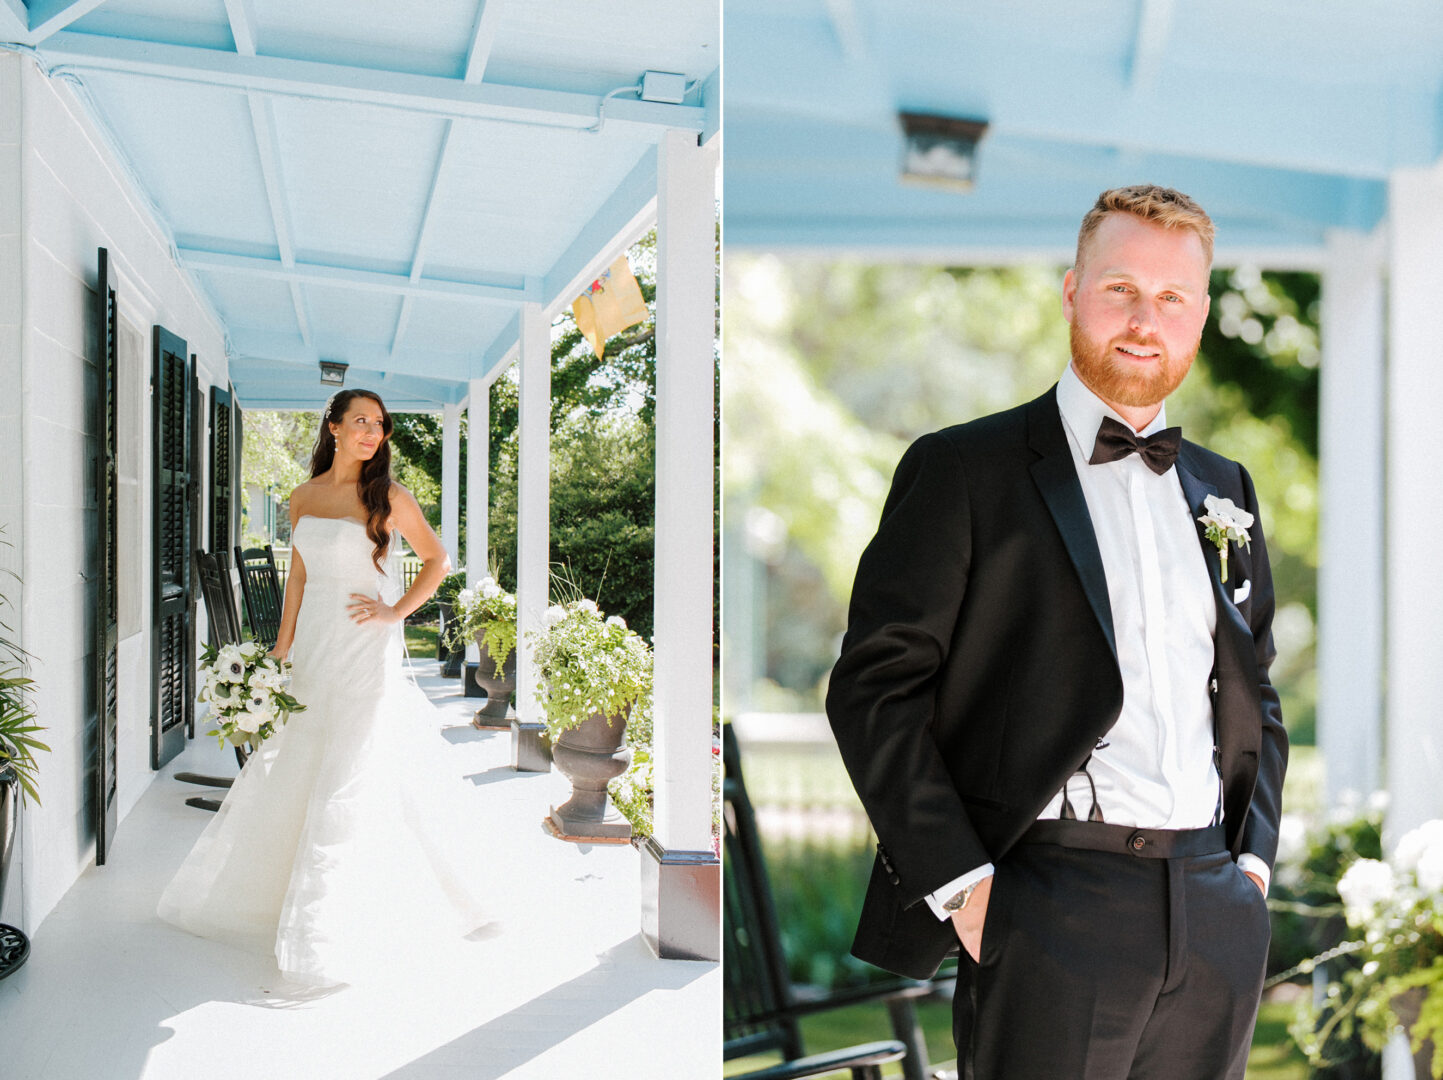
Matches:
[215,644,247,683]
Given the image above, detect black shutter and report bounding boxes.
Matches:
[188,364,202,737]
[94,249,120,865]
[207,384,234,649]
[151,326,193,770]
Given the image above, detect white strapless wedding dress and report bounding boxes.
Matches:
[157,515,490,986]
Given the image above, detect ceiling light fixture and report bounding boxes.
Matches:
[319,360,348,386]
[898,113,989,192]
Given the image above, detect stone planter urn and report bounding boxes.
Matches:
[547,707,633,843]
[1392,985,1436,1080]
[471,635,517,727]
[0,763,31,979]
[436,602,465,678]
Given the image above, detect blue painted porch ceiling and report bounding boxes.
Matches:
[9,0,717,407]
[725,0,1443,253]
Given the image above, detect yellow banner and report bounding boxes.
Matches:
[572,256,649,360]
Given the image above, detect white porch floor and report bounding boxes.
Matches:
[0,657,720,1080]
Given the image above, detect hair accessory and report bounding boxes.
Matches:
[322,392,339,421]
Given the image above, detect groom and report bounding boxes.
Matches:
[826,185,1286,1079]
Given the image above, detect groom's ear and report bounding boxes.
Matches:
[1061,267,1078,323]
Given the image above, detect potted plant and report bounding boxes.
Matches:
[1,538,47,977]
[432,571,468,675]
[446,576,518,725]
[1294,818,1443,1079]
[530,598,652,842]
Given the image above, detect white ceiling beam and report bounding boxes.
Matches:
[21,0,109,46]
[463,0,504,84]
[543,146,659,315]
[1126,0,1173,95]
[0,0,29,42]
[390,119,461,355]
[182,248,541,304]
[221,0,258,56]
[40,31,704,140]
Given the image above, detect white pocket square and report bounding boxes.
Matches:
[1232,580,1251,604]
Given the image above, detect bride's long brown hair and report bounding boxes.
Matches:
[309,389,394,571]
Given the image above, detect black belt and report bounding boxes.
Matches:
[1019,819,1226,859]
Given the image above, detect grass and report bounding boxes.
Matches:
[404,622,439,659]
[724,998,1307,1079]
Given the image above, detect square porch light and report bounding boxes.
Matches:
[898,113,989,192]
[319,360,348,386]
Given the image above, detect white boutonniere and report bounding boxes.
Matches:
[1197,494,1254,584]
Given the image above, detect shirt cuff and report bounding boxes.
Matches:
[923,863,996,921]
[1237,853,1271,896]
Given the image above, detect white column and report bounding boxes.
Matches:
[466,377,490,585]
[515,303,550,726]
[440,402,461,568]
[652,129,718,854]
[1317,229,1385,808]
[1386,165,1443,843]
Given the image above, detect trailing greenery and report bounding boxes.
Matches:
[0,528,48,806]
[530,598,652,741]
[608,695,654,836]
[445,576,518,675]
[1289,818,1443,1076]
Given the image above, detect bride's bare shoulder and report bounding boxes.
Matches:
[288,477,323,518]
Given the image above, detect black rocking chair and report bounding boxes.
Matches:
[724,723,947,1080]
[234,544,284,649]
[175,549,255,812]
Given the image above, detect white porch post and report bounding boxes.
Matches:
[440,402,461,568]
[1316,229,1385,808]
[1386,165,1443,841]
[642,128,719,961]
[515,303,550,731]
[466,377,490,585]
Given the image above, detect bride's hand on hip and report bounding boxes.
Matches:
[348,594,400,626]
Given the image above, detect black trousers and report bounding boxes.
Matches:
[953,824,1271,1080]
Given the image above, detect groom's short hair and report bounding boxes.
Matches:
[1075,185,1215,271]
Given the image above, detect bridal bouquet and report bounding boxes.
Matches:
[198,641,307,751]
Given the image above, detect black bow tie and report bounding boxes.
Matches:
[1089,416,1181,476]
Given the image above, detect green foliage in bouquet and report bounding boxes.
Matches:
[199,640,307,752]
[444,575,518,675]
[530,598,652,742]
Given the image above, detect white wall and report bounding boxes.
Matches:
[0,52,228,933]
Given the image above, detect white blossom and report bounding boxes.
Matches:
[606,615,627,629]
[1337,858,1396,928]
[545,605,567,627]
[1395,819,1443,892]
[577,599,600,618]
[457,589,476,607]
[239,640,261,658]
[215,644,247,683]
[233,709,263,734]
[480,580,503,600]
[1198,495,1254,543]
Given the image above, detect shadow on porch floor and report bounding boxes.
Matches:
[0,657,719,1080]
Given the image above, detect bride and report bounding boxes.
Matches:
[157,388,490,987]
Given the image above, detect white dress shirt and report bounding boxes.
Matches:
[924,364,1270,920]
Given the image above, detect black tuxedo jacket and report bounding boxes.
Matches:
[825,386,1288,981]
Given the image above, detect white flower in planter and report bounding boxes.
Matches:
[577,599,600,618]
[606,615,627,629]
[1337,857,1397,928]
[545,605,567,627]
[1395,819,1443,892]
[457,588,476,607]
